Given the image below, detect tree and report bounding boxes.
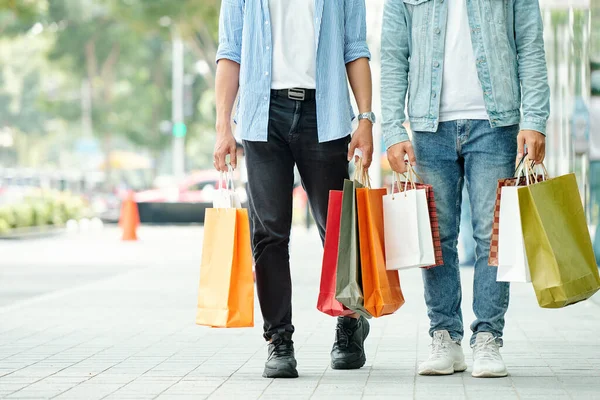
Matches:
[44,1,164,184]
[109,0,219,84]
[106,0,221,170]
[0,26,62,167]
[0,0,221,176]
[0,0,46,36]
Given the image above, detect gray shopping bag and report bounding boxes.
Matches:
[335,178,372,319]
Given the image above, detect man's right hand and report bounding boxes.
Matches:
[214,121,238,172]
[387,141,416,173]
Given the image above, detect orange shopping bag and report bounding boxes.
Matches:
[196,208,254,328]
[357,187,405,318]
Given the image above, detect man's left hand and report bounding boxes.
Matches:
[517,130,546,164]
[348,121,374,168]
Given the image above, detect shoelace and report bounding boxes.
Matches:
[429,339,451,360]
[271,338,293,358]
[334,323,357,349]
[473,336,501,361]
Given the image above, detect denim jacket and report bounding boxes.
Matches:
[380,0,551,149]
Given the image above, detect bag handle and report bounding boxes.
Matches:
[216,164,238,209]
[218,165,237,191]
[404,162,425,184]
[390,164,419,199]
[514,155,537,186]
[353,149,371,188]
[514,156,549,186]
[531,161,549,183]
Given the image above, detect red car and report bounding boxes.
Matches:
[132,171,246,205]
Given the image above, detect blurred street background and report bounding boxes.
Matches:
[0,1,599,239]
[1,227,600,400]
[1,0,600,399]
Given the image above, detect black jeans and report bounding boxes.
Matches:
[243,91,350,341]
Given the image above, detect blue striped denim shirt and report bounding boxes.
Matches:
[217,0,371,143]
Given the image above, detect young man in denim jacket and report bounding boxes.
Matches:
[381,0,550,377]
[214,0,375,378]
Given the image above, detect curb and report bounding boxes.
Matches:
[0,226,67,240]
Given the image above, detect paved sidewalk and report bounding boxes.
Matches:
[0,227,599,400]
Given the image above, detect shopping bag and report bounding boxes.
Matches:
[317,190,353,317]
[422,185,444,268]
[213,168,242,208]
[357,187,404,317]
[519,172,600,308]
[488,178,520,266]
[391,171,443,268]
[594,223,600,266]
[489,157,541,266]
[336,154,372,318]
[497,186,531,283]
[384,171,435,270]
[196,207,254,327]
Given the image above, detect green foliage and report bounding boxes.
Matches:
[12,203,34,228]
[0,219,9,234]
[0,190,90,234]
[0,205,15,227]
[0,0,47,36]
[1,0,221,171]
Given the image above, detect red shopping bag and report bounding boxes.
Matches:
[317,191,354,317]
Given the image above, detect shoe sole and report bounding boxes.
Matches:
[262,365,299,379]
[472,370,508,378]
[330,318,371,370]
[331,355,366,370]
[418,362,468,376]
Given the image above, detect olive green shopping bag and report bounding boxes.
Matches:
[518,173,600,308]
[335,158,372,319]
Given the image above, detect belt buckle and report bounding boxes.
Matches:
[288,88,305,101]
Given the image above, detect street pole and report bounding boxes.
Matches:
[172,27,185,179]
[81,79,93,138]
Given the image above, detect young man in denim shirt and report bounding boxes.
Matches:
[381,0,550,377]
[213,0,375,378]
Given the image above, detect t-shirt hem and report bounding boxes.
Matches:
[438,110,489,122]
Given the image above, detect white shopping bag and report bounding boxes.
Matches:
[213,168,242,209]
[497,186,531,283]
[383,187,435,270]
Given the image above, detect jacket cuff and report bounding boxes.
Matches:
[383,128,410,150]
[521,117,547,136]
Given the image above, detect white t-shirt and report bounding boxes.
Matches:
[439,0,488,122]
[269,0,317,90]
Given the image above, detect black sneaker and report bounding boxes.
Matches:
[262,332,299,378]
[331,316,370,370]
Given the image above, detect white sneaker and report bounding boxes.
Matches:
[418,330,468,375]
[471,332,508,378]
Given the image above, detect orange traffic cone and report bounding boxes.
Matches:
[121,191,140,241]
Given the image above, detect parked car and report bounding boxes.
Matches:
[133,171,247,205]
[123,171,248,224]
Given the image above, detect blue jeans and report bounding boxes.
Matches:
[413,120,519,346]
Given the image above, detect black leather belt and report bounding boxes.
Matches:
[271,88,316,101]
